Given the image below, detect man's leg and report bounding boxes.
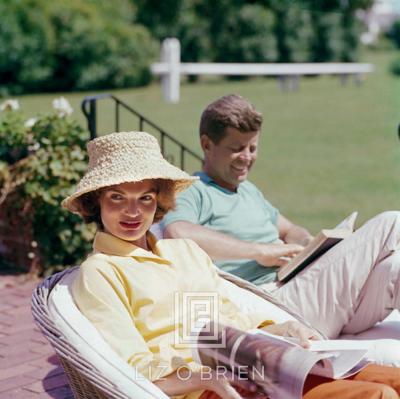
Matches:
[272,211,400,338]
[342,251,400,334]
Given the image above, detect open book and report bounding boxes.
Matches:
[277,212,358,283]
[193,322,370,399]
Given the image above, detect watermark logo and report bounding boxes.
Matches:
[174,291,226,348]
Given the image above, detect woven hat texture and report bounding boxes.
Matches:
[62,131,198,214]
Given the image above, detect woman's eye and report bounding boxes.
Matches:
[110,194,123,200]
[141,195,154,201]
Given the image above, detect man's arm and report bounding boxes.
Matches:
[164,221,303,267]
[277,214,313,246]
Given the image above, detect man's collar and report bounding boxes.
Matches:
[195,171,239,194]
[194,171,213,184]
[93,231,172,264]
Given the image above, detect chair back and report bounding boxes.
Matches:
[31,267,168,399]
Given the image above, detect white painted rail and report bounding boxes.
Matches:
[151,38,375,103]
[151,62,374,76]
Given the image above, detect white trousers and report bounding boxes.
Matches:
[269,211,400,339]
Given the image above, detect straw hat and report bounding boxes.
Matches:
[62,131,198,214]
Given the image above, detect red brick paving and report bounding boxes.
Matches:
[0,275,73,399]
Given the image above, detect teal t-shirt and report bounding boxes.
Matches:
[161,172,280,285]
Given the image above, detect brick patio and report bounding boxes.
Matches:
[0,274,73,399]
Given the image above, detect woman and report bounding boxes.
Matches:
[63,131,400,399]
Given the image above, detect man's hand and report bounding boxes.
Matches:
[261,321,321,348]
[253,243,304,267]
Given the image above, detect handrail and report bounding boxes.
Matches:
[81,94,203,171]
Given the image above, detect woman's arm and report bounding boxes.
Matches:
[262,321,322,348]
[155,320,321,398]
[154,368,260,399]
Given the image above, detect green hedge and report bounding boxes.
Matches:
[213,5,277,64]
[0,0,158,95]
[0,98,94,275]
[387,19,400,49]
[135,0,369,66]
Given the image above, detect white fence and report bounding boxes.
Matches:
[150,38,375,103]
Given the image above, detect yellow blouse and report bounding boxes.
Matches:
[72,232,273,398]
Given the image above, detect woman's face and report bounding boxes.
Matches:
[99,180,157,249]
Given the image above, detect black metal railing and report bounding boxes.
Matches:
[81,94,203,171]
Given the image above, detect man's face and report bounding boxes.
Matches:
[201,127,259,191]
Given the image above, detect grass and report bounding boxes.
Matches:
[12,50,400,232]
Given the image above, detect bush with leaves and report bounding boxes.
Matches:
[47,0,158,91]
[269,1,312,62]
[0,0,158,95]
[390,55,400,76]
[0,0,55,96]
[0,98,95,275]
[387,19,400,49]
[213,4,277,64]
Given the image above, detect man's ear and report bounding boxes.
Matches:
[200,135,212,153]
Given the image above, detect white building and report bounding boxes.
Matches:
[359,0,400,44]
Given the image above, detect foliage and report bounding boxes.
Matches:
[386,19,400,49]
[389,54,400,76]
[269,1,312,62]
[0,111,29,163]
[338,10,363,62]
[175,5,210,63]
[212,4,277,64]
[47,0,158,91]
[132,0,373,66]
[0,0,55,95]
[134,0,183,39]
[0,98,95,274]
[0,0,158,95]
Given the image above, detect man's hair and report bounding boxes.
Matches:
[74,179,176,229]
[199,94,263,144]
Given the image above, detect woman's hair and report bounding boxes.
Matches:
[74,179,176,229]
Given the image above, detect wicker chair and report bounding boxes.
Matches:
[31,265,314,399]
[31,267,169,399]
[32,265,400,398]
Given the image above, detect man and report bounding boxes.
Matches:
[162,94,400,342]
[164,94,311,286]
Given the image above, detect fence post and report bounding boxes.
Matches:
[161,38,181,103]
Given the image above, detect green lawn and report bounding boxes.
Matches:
[12,50,400,232]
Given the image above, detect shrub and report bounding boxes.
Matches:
[176,9,210,63]
[387,19,400,49]
[0,0,55,95]
[0,98,95,275]
[271,2,312,62]
[48,0,158,90]
[390,55,400,76]
[0,0,158,94]
[213,4,277,63]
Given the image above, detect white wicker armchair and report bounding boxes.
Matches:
[31,265,315,399]
[31,267,169,399]
[31,266,400,398]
